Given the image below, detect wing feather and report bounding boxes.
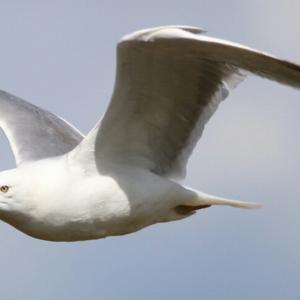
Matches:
[71,26,300,179]
[0,90,83,165]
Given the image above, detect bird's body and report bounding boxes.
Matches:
[1,157,187,241]
[0,153,249,241]
[0,25,300,241]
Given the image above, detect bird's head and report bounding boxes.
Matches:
[0,168,29,224]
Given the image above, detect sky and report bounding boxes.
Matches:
[0,1,300,299]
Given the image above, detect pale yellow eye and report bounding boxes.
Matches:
[0,185,9,193]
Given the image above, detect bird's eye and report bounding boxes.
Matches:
[0,185,9,193]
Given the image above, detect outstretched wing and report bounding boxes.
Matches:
[71,26,300,179]
[0,90,83,165]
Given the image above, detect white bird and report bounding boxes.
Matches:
[0,26,299,241]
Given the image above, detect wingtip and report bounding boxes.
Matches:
[172,25,206,34]
[120,25,206,42]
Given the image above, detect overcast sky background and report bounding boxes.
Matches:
[0,1,300,299]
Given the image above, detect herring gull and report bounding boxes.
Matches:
[0,26,300,241]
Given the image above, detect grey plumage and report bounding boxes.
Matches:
[0,90,83,165]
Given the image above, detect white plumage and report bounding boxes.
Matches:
[0,26,299,241]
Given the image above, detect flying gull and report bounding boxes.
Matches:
[0,26,300,241]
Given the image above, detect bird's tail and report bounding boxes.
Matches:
[195,191,261,209]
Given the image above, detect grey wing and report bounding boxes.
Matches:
[72,26,300,179]
[0,90,83,165]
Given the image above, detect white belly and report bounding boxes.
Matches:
[14,166,189,241]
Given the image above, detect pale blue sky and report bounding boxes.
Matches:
[0,1,300,299]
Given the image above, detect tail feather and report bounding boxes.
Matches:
[197,192,262,209]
